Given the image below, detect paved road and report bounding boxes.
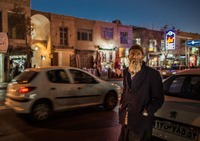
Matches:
[0,106,121,141]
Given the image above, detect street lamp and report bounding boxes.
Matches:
[41,55,46,66]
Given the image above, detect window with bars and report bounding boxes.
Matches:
[101,27,113,39]
[77,28,93,41]
[120,32,128,44]
[59,27,68,46]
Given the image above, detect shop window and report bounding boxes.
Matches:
[59,27,68,46]
[149,39,157,52]
[8,12,25,39]
[101,27,113,39]
[120,32,128,44]
[77,28,93,41]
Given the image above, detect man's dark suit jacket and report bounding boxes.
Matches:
[119,62,164,133]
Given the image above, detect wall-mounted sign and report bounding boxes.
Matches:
[165,30,176,50]
[0,32,8,53]
[186,40,200,47]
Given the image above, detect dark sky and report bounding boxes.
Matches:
[31,0,200,34]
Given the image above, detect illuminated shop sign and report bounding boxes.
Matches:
[186,40,200,47]
[165,30,176,50]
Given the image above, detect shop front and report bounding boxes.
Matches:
[99,47,129,78]
[97,49,116,77]
[148,53,161,67]
[0,32,8,82]
[0,53,5,82]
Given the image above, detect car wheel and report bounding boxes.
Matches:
[104,92,118,110]
[31,101,52,122]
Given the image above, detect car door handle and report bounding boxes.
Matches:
[51,87,56,90]
[77,87,82,89]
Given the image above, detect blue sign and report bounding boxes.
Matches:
[186,40,200,47]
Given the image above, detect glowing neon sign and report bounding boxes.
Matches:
[165,30,176,50]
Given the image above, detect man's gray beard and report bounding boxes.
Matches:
[128,60,142,74]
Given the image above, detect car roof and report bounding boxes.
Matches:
[177,68,200,75]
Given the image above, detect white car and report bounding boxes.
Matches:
[5,66,121,122]
[153,68,200,141]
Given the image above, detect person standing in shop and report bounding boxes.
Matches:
[118,44,164,141]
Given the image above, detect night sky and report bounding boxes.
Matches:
[31,0,200,34]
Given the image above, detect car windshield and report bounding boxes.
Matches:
[11,71,38,84]
[163,75,200,100]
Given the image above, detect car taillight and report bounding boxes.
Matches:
[19,87,36,93]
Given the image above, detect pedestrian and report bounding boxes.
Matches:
[118,44,164,141]
[13,63,20,78]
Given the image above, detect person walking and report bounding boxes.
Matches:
[118,44,164,141]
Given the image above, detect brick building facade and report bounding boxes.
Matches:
[1,0,200,82]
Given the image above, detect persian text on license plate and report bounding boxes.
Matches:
[154,120,199,141]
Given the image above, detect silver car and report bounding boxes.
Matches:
[5,66,121,122]
[153,68,200,141]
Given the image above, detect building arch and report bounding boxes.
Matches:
[31,14,51,67]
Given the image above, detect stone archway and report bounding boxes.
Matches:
[31,14,51,67]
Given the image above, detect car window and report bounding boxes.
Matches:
[168,76,185,94]
[11,71,38,84]
[165,75,200,100]
[47,69,69,83]
[69,69,96,84]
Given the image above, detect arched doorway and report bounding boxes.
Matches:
[31,14,51,67]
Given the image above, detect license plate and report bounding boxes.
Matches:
[154,120,199,141]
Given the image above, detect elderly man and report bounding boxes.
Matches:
[118,44,164,141]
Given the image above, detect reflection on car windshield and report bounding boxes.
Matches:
[164,75,200,100]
